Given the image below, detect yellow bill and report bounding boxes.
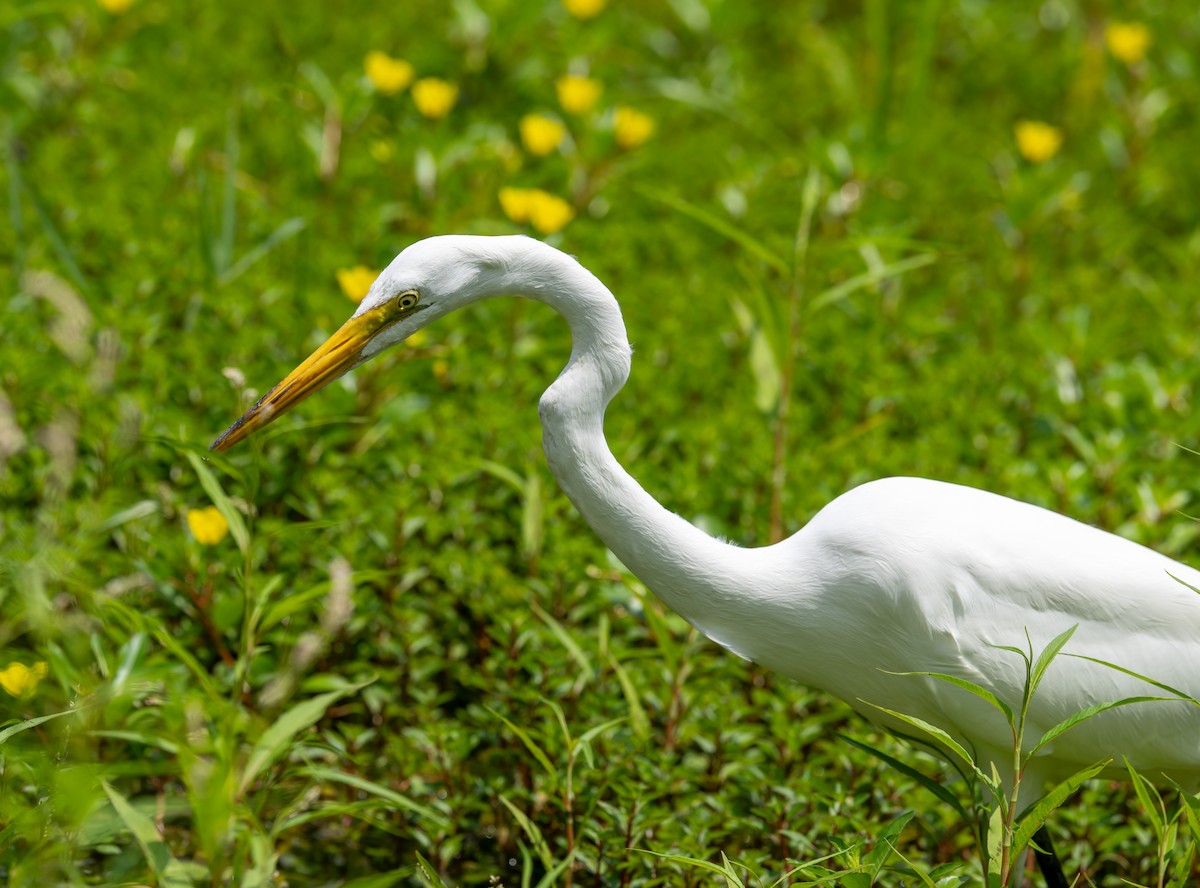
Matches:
[211,309,388,452]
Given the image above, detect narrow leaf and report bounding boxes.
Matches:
[886,670,1014,724]
[837,733,967,819]
[1011,761,1107,852]
[101,781,195,888]
[640,188,789,273]
[0,706,80,744]
[1030,696,1166,757]
[808,253,937,314]
[240,683,366,794]
[606,652,650,740]
[1027,625,1077,698]
[299,766,447,826]
[486,707,558,786]
[862,701,986,781]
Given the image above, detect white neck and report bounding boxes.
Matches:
[486,240,787,658]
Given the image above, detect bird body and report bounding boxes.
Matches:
[214,234,1200,793]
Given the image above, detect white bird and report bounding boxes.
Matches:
[213,234,1200,878]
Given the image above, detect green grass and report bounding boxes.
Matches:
[3,1,1200,884]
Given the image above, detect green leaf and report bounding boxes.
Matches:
[414,851,450,888]
[1011,761,1107,853]
[101,780,197,888]
[885,670,1014,725]
[0,706,81,744]
[531,601,594,688]
[640,188,789,273]
[1029,696,1166,757]
[498,795,554,870]
[808,252,937,314]
[862,701,989,783]
[1125,758,1166,836]
[239,682,368,794]
[298,766,447,826]
[1027,625,1077,700]
[606,651,651,740]
[1067,653,1200,706]
[486,706,558,787]
[837,733,968,819]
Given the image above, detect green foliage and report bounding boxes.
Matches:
[4,0,1200,885]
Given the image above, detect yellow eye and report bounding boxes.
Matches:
[395,290,420,311]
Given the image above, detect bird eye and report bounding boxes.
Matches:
[395,291,420,311]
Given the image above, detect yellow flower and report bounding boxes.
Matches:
[187,506,229,546]
[365,51,415,95]
[563,0,605,18]
[614,106,655,149]
[1014,120,1063,164]
[0,662,47,698]
[336,266,379,302]
[519,114,567,156]
[499,187,535,224]
[498,188,575,234]
[412,78,458,119]
[528,192,575,234]
[556,75,602,115]
[1105,22,1151,65]
[98,0,135,13]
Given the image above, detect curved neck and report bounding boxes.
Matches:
[491,241,781,656]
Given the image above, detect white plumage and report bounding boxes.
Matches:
[214,233,1200,798]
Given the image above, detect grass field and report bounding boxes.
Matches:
[4,1,1200,885]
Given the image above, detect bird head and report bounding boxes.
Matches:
[210,235,527,452]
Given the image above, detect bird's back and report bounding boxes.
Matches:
[753,476,1200,784]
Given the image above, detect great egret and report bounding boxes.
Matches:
[213,234,1200,881]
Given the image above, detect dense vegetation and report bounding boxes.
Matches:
[3,1,1200,884]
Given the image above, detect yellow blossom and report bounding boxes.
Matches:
[614,106,655,149]
[498,188,575,234]
[336,266,378,302]
[0,662,47,698]
[1105,22,1151,65]
[499,187,535,224]
[563,0,605,18]
[187,506,229,546]
[520,114,567,156]
[1014,120,1063,164]
[98,0,135,13]
[365,51,415,94]
[412,78,458,119]
[556,75,602,115]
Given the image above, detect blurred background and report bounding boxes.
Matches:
[3,0,1200,884]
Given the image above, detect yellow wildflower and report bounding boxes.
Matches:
[556,75,602,115]
[520,114,567,156]
[365,51,415,95]
[498,188,575,234]
[1014,120,1063,164]
[0,662,47,698]
[563,0,605,18]
[528,191,575,234]
[614,106,655,149]
[1105,22,1151,65]
[187,506,229,546]
[98,0,135,13]
[499,187,535,224]
[411,78,458,119]
[336,266,378,302]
